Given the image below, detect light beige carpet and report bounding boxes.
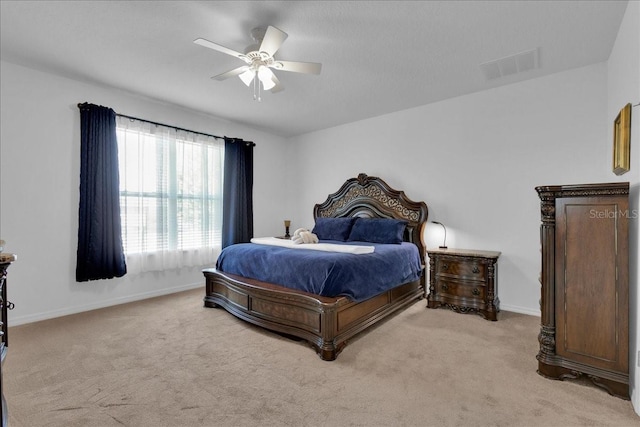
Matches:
[3,289,638,426]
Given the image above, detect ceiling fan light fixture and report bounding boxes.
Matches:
[257,66,276,90]
[238,68,255,86]
[194,25,321,101]
[261,77,276,91]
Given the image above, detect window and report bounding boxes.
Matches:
[116,117,224,273]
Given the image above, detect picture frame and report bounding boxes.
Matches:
[612,103,631,175]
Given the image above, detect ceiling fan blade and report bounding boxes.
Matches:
[274,60,322,75]
[212,66,250,81]
[194,38,246,60]
[270,74,285,93]
[259,26,288,56]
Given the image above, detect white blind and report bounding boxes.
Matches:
[116,117,223,273]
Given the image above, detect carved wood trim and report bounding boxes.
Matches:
[536,182,629,199]
[313,173,429,261]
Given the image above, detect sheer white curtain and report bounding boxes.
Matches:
[116,117,224,274]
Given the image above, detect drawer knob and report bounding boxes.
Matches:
[441,284,449,291]
[442,264,449,271]
[472,288,480,296]
[472,266,480,274]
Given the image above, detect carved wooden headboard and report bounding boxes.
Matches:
[313,173,429,262]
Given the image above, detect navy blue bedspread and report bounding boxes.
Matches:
[215,240,422,302]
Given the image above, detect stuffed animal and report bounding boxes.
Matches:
[291,228,319,244]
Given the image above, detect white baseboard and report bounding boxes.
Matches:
[500,303,541,317]
[9,282,202,326]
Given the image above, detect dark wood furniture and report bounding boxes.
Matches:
[536,182,629,399]
[426,248,500,321]
[203,173,428,360]
[0,253,16,427]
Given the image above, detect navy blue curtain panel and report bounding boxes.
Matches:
[222,138,254,248]
[76,103,127,281]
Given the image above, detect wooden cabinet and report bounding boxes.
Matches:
[536,183,629,399]
[0,253,16,427]
[426,248,500,321]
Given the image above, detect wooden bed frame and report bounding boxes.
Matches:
[203,173,429,360]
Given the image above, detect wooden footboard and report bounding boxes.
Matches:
[203,268,425,360]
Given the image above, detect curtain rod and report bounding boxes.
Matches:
[116,112,225,141]
[76,103,255,146]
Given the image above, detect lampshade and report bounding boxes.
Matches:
[257,66,276,90]
[238,68,255,86]
[261,76,276,91]
[238,65,277,101]
[238,66,277,91]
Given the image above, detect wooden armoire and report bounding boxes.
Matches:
[536,182,629,399]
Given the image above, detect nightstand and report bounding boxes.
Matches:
[426,248,500,321]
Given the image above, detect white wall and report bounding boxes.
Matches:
[287,62,612,317]
[0,60,289,325]
[607,0,640,413]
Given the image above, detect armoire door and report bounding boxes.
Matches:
[554,195,629,375]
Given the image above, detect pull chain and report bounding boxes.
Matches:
[252,75,263,102]
[253,74,257,101]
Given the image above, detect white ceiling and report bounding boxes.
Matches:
[0,1,628,137]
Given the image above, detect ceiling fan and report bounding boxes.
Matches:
[194,26,322,101]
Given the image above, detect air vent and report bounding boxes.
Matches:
[480,48,539,80]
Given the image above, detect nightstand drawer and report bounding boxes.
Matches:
[437,258,485,280]
[438,279,486,300]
